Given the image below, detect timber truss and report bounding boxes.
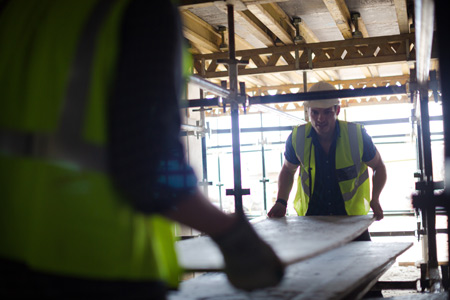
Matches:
[191,32,439,117]
[193,33,419,79]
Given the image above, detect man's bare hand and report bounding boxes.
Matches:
[267,202,287,218]
[370,199,384,221]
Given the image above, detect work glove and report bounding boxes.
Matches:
[211,214,284,291]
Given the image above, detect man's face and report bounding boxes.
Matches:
[308,105,340,137]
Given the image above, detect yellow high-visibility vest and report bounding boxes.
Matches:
[291,121,371,216]
[0,0,182,286]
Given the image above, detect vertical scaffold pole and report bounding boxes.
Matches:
[227,2,244,215]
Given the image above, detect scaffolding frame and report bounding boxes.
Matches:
[187,0,449,292]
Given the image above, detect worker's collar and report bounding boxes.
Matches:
[308,120,341,141]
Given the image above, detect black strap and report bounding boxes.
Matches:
[276,198,287,207]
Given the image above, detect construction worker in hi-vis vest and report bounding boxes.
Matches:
[0,0,283,297]
[268,82,386,229]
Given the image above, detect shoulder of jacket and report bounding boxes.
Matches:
[294,123,308,128]
[292,124,304,133]
[339,120,364,128]
[296,123,310,129]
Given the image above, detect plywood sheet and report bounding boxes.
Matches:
[176,215,374,271]
[169,242,413,300]
[387,292,448,300]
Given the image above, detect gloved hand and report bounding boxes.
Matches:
[211,214,284,291]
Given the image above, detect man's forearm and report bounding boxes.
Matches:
[371,163,387,201]
[277,168,295,201]
[164,190,236,237]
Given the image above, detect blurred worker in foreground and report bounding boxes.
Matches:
[0,0,283,298]
[268,81,387,240]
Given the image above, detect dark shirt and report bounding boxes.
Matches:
[284,121,376,215]
[109,0,197,214]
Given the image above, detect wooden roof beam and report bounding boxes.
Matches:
[244,75,410,95]
[393,0,410,34]
[211,1,274,48]
[235,10,274,47]
[247,2,295,45]
[235,33,255,50]
[181,10,222,53]
[322,0,352,39]
[179,0,290,10]
[193,34,422,78]
[296,18,320,43]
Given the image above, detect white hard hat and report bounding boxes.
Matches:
[303,82,340,108]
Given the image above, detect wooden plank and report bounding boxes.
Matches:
[237,10,275,47]
[388,292,448,299]
[181,10,222,53]
[322,0,352,39]
[193,33,415,60]
[176,215,374,271]
[297,18,320,43]
[179,0,290,9]
[393,0,409,34]
[247,3,295,45]
[169,242,412,300]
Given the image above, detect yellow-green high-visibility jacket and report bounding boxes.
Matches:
[0,0,180,287]
[291,121,371,216]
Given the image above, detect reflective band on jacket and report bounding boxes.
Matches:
[0,0,110,172]
[0,0,180,287]
[291,121,371,216]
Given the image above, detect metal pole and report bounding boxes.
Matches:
[189,75,230,98]
[186,85,407,108]
[195,89,210,196]
[250,86,407,105]
[201,129,209,197]
[435,0,450,194]
[230,110,243,214]
[201,133,209,196]
[260,112,268,212]
[419,90,434,185]
[254,104,304,123]
[215,119,224,211]
[227,3,244,214]
[217,156,223,210]
[418,86,439,285]
[414,0,435,85]
[303,71,308,92]
[227,4,237,95]
[434,0,450,291]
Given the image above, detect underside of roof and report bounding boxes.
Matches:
[178,0,439,115]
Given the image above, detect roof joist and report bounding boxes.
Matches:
[181,10,222,53]
[247,2,295,45]
[193,33,419,79]
[322,0,352,39]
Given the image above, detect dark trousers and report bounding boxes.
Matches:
[352,230,384,298]
[353,229,372,241]
[0,258,168,299]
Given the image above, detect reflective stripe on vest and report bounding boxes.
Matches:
[0,0,180,286]
[294,125,311,198]
[0,0,111,171]
[340,122,369,201]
